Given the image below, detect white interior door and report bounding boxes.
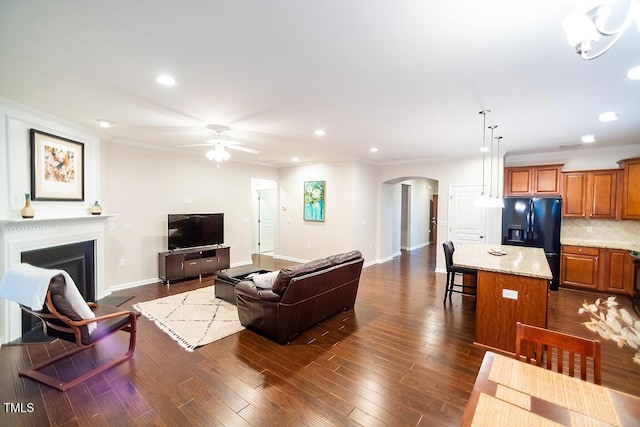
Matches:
[448,185,485,244]
[258,189,276,253]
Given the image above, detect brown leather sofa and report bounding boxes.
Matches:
[234,250,364,344]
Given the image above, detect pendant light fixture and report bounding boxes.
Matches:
[475,110,491,207]
[488,124,498,200]
[494,135,505,208]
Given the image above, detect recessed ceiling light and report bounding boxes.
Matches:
[156,74,177,86]
[96,120,112,128]
[314,129,325,137]
[598,112,617,122]
[292,156,299,162]
[369,147,379,153]
[581,134,595,143]
[627,65,640,80]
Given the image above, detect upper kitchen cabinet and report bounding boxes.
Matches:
[618,157,640,220]
[562,170,618,219]
[504,164,563,196]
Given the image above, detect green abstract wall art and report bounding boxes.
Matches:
[303,180,325,222]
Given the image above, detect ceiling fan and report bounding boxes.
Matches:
[181,124,259,167]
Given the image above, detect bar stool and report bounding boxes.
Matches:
[442,241,477,303]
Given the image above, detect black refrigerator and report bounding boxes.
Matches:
[502,197,562,290]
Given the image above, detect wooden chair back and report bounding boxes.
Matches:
[515,322,601,384]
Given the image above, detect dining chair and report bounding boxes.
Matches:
[515,322,601,384]
[442,241,477,304]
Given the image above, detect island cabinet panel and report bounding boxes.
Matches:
[475,270,548,354]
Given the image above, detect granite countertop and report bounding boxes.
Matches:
[452,243,552,280]
[560,238,640,253]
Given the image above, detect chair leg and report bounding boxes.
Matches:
[443,272,451,304]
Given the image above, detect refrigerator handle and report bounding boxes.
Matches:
[525,200,531,238]
[529,202,535,239]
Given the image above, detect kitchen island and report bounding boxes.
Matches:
[453,243,552,354]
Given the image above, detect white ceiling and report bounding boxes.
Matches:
[1,1,639,166]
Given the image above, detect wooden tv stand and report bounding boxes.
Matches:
[158,245,230,285]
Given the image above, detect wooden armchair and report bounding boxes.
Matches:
[18,274,139,391]
[515,322,601,384]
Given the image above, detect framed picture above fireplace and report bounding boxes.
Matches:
[30,129,85,201]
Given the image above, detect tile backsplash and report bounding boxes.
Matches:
[561,218,640,245]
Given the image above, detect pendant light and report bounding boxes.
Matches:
[488,124,498,200]
[494,136,505,208]
[475,110,491,207]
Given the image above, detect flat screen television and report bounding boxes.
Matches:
[168,213,224,250]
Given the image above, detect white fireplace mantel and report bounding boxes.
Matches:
[0,214,114,344]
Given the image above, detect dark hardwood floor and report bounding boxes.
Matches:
[1,246,639,426]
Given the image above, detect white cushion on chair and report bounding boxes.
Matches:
[0,263,96,333]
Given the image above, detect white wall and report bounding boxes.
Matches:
[277,161,378,263]
[378,182,401,261]
[350,161,379,261]
[379,156,502,271]
[0,98,101,220]
[102,141,278,290]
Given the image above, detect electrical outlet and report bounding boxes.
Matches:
[119,259,125,267]
[502,289,518,300]
[586,226,593,233]
[124,222,131,230]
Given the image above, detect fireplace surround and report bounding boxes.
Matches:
[0,216,110,344]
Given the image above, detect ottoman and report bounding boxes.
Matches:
[215,268,271,304]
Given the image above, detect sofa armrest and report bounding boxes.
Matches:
[234,280,281,302]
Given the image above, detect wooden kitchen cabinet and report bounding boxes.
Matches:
[562,170,617,219]
[618,157,640,219]
[504,164,562,196]
[604,249,634,294]
[561,245,600,291]
[561,245,634,295]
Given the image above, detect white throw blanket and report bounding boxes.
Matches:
[0,263,96,334]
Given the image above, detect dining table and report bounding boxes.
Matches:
[461,351,640,426]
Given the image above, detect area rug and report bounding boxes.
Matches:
[133,286,244,351]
